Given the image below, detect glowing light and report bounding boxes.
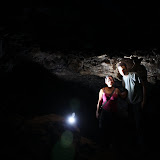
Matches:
[68,117,75,123]
[68,113,76,124]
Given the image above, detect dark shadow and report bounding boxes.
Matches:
[0,57,99,139]
[130,57,147,83]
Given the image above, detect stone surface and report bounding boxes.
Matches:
[1,33,160,85]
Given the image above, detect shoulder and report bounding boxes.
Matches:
[99,88,105,97]
[128,72,140,80]
[100,87,105,93]
[129,72,142,83]
[129,72,140,77]
[129,72,134,74]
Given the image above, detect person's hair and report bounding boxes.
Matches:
[117,62,127,68]
[105,75,114,85]
[105,75,113,80]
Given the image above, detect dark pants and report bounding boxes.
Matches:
[98,109,117,147]
[128,102,144,147]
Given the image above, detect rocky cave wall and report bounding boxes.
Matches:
[0,33,160,93]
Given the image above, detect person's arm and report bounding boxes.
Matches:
[136,72,146,109]
[117,78,127,99]
[96,89,103,118]
[116,88,128,99]
[141,80,146,109]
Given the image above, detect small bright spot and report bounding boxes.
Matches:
[68,117,75,124]
[67,112,76,124]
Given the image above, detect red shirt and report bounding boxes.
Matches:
[102,92,118,112]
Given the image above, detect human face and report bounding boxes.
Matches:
[105,76,114,87]
[118,66,128,76]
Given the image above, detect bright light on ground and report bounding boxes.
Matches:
[68,117,75,124]
[67,112,76,124]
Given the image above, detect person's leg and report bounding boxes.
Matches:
[128,103,135,126]
[111,112,118,149]
[132,103,145,150]
[98,109,112,148]
[128,103,137,148]
[98,109,106,146]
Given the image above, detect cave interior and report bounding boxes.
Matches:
[0,3,160,160]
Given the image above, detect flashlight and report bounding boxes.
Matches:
[68,112,76,124]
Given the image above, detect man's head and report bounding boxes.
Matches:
[105,75,114,87]
[117,62,128,76]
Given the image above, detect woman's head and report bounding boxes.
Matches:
[105,75,114,87]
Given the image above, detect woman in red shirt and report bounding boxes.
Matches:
[96,75,127,148]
